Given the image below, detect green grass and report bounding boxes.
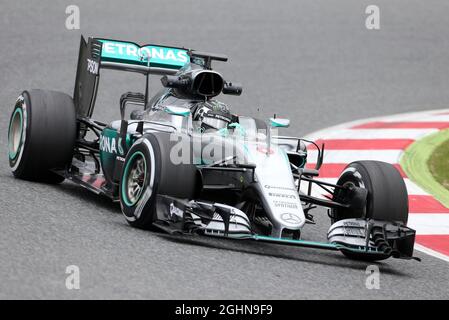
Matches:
[400,128,449,208]
[428,138,449,190]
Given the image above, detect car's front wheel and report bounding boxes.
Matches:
[119,132,198,229]
[331,160,409,261]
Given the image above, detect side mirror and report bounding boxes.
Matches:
[269,118,290,128]
[222,82,243,95]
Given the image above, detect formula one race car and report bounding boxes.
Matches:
[8,36,418,261]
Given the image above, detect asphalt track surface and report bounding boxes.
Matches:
[1,0,449,299]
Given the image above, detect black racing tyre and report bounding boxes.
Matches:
[119,132,198,229]
[332,160,409,261]
[8,90,76,183]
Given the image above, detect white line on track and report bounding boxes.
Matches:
[308,149,403,164]
[307,128,438,140]
[407,214,449,235]
[382,114,449,122]
[414,244,449,263]
[404,179,429,196]
[303,108,449,141]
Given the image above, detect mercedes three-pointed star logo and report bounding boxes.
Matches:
[281,213,301,224]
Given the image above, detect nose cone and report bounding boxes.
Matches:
[247,144,306,236]
[258,183,306,236]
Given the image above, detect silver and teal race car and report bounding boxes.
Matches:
[7,36,419,261]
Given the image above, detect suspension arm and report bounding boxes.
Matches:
[299,193,351,210]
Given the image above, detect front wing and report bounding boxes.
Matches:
[153,195,420,261]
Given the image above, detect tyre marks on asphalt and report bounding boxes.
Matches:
[302,109,449,261]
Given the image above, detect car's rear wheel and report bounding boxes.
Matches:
[119,132,198,229]
[331,160,409,261]
[8,90,76,183]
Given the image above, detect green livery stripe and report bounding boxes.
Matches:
[8,107,23,159]
[251,235,380,253]
[253,235,339,249]
[270,118,290,128]
[164,106,190,117]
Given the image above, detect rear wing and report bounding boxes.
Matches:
[97,38,189,75]
[73,36,190,119]
[73,36,102,119]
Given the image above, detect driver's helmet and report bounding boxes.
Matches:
[193,100,232,131]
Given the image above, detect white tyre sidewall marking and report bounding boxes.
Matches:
[122,138,156,222]
[340,167,365,188]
